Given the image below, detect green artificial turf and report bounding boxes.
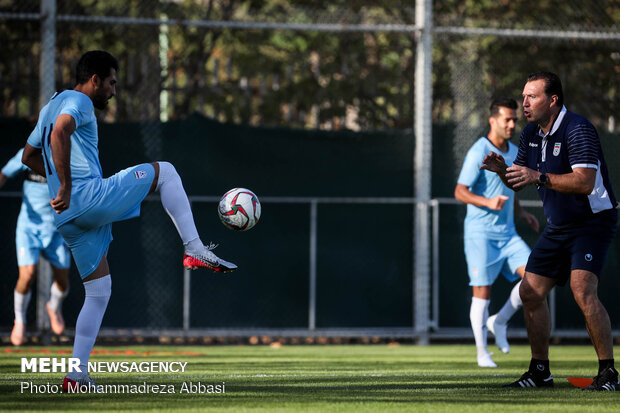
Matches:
[0,344,617,412]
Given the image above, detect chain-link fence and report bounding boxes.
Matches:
[0,1,619,340]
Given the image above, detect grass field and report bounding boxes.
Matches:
[1,344,618,412]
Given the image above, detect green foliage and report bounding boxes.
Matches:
[0,1,617,130]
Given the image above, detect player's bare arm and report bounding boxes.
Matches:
[22,144,46,177]
[506,165,595,194]
[514,197,539,233]
[0,172,7,188]
[454,183,508,211]
[50,114,76,214]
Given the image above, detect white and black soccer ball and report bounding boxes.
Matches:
[217,188,261,231]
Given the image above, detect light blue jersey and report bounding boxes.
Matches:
[457,137,519,239]
[1,148,55,230]
[1,148,70,268]
[26,89,155,277]
[26,90,102,227]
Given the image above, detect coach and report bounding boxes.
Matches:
[481,72,619,391]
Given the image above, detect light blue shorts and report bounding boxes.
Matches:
[464,234,531,287]
[15,225,71,269]
[58,164,155,278]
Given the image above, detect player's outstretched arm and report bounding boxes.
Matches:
[49,114,75,214]
[22,144,46,177]
[454,183,508,211]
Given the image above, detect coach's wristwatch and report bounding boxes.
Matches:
[537,173,548,186]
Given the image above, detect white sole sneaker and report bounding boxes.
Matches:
[487,314,510,354]
[477,352,497,368]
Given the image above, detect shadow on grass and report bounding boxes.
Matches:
[0,373,613,410]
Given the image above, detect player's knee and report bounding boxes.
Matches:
[17,265,37,286]
[518,279,540,304]
[570,274,599,309]
[571,287,597,310]
[158,161,177,175]
[155,161,180,191]
[52,274,69,291]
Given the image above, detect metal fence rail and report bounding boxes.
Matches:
[1,191,607,340]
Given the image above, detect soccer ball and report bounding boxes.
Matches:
[218,188,261,231]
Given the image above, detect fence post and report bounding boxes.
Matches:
[430,199,440,330]
[183,268,190,332]
[308,200,318,330]
[37,257,52,344]
[40,0,56,107]
[413,0,433,344]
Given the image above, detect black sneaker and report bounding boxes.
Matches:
[583,367,620,391]
[503,370,554,388]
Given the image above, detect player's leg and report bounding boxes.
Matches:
[63,255,111,392]
[56,222,112,391]
[46,266,69,335]
[465,235,499,367]
[11,225,41,346]
[570,215,618,391]
[486,267,522,354]
[11,264,36,346]
[43,232,71,335]
[571,270,612,359]
[471,285,496,368]
[150,161,236,272]
[519,272,555,359]
[487,236,530,353]
[502,271,556,388]
[571,270,619,390]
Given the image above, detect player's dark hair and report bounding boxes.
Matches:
[527,71,564,108]
[75,50,118,85]
[489,98,518,117]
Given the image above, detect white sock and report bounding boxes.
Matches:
[71,275,111,376]
[495,280,522,325]
[48,282,69,312]
[14,290,32,324]
[156,161,201,251]
[470,296,490,355]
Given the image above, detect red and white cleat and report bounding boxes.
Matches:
[183,244,237,273]
[46,302,65,335]
[63,374,102,393]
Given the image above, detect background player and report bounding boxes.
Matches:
[22,50,236,390]
[0,148,71,346]
[455,98,539,368]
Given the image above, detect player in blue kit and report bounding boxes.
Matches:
[21,50,236,391]
[455,98,539,368]
[483,72,619,391]
[1,148,71,346]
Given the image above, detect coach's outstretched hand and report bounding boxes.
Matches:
[480,151,507,174]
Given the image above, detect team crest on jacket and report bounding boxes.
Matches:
[134,170,148,179]
[553,142,561,156]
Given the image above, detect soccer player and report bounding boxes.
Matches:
[21,50,236,391]
[1,148,71,346]
[482,72,618,390]
[455,98,539,368]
